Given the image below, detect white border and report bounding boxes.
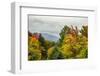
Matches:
[11,2,97,74]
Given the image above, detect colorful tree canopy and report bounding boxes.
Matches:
[28,25,88,60]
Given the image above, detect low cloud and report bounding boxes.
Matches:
[28,15,88,34]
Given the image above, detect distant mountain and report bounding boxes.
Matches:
[41,33,59,42]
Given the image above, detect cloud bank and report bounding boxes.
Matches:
[28,15,88,35]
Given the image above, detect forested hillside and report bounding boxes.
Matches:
[28,25,88,60]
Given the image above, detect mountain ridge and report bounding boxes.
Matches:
[41,32,59,42]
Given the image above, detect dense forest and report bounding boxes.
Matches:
[28,25,88,60]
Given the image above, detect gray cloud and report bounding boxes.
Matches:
[28,15,88,34]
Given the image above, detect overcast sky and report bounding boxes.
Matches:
[28,15,88,36]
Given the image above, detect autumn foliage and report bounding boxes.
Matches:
[28,25,88,60]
